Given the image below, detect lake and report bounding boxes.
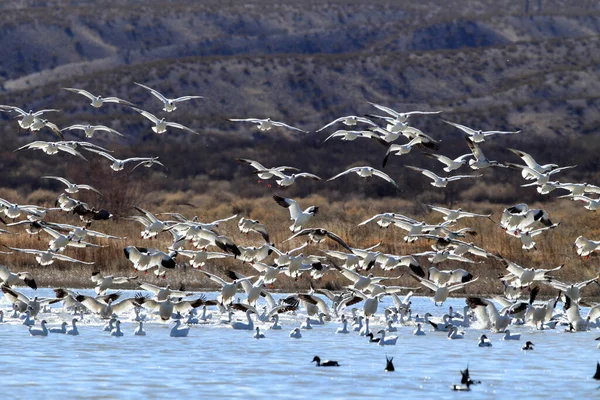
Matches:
[1,288,598,399]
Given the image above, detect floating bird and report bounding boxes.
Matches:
[289,327,302,339]
[311,356,340,367]
[253,327,266,339]
[384,355,395,372]
[135,82,203,112]
[522,341,534,351]
[28,320,49,337]
[478,334,493,347]
[451,366,480,391]
[170,319,190,337]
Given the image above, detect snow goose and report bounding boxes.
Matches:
[316,116,376,132]
[466,297,510,332]
[42,226,104,252]
[444,119,520,143]
[502,329,520,340]
[339,267,400,291]
[63,87,134,108]
[498,256,562,287]
[465,138,507,169]
[499,204,554,232]
[323,129,384,143]
[382,137,440,167]
[409,273,479,306]
[83,148,158,171]
[76,294,140,319]
[377,330,398,346]
[357,212,415,229]
[563,294,597,332]
[447,326,464,339]
[412,250,479,265]
[367,102,442,124]
[21,309,34,326]
[506,162,575,186]
[0,105,59,129]
[27,118,64,139]
[200,271,253,305]
[574,236,600,258]
[406,165,481,188]
[386,320,397,333]
[522,341,534,351]
[505,223,560,251]
[559,194,600,211]
[237,217,270,243]
[328,166,398,188]
[5,246,94,266]
[543,275,599,303]
[311,356,340,367]
[14,141,88,160]
[253,327,266,339]
[423,152,472,172]
[91,272,137,296]
[49,321,68,334]
[66,318,79,336]
[285,228,352,251]
[132,107,198,135]
[427,205,490,223]
[131,157,168,172]
[29,320,48,337]
[134,82,203,112]
[289,328,302,339]
[230,117,307,133]
[177,249,232,269]
[170,319,190,337]
[0,265,37,289]
[260,170,321,187]
[478,334,492,347]
[554,182,600,197]
[235,158,300,181]
[127,206,172,239]
[524,287,559,329]
[42,175,102,196]
[272,195,319,233]
[413,323,426,336]
[506,148,561,178]
[135,294,207,321]
[61,124,124,138]
[110,320,125,337]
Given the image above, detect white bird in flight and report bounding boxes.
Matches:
[444,119,520,143]
[135,82,204,112]
[83,148,159,171]
[406,165,481,188]
[229,118,307,133]
[132,107,199,135]
[63,87,134,108]
[41,176,102,196]
[61,124,124,138]
[328,166,398,188]
[316,116,377,132]
[14,141,87,161]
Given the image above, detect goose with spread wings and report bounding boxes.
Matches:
[230,117,307,133]
[15,141,88,161]
[328,166,398,188]
[80,148,156,171]
[423,152,473,172]
[406,165,481,188]
[27,118,64,139]
[41,176,102,196]
[409,272,479,306]
[91,272,137,295]
[63,87,134,108]
[236,158,300,180]
[0,105,60,129]
[367,101,442,123]
[5,246,94,266]
[273,195,319,232]
[444,119,520,143]
[285,228,352,251]
[135,82,204,112]
[428,205,491,223]
[257,169,322,187]
[465,138,507,169]
[132,107,199,135]
[200,270,255,305]
[382,137,440,167]
[316,115,377,132]
[238,217,270,242]
[0,265,37,290]
[498,255,562,287]
[61,124,124,138]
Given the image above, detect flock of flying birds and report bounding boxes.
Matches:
[2,83,600,390]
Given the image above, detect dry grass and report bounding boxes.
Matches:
[2,193,600,300]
